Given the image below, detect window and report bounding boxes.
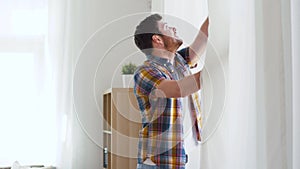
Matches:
[0,0,56,166]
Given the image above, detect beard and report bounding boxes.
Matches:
[162,35,183,52]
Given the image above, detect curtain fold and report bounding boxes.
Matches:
[255,0,292,168]
[223,0,257,168]
[291,0,300,168]
[48,0,73,168]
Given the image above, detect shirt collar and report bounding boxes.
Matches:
[146,54,175,65]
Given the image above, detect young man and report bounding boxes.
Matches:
[133,14,209,169]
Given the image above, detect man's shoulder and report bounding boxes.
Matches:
[134,61,152,73]
[134,61,170,79]
[133,62,154,77]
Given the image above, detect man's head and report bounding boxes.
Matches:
[134,14,183,55]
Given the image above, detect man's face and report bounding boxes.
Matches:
[157,20,183,51]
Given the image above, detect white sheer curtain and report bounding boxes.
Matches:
[0,0,57,166]
[291,0,300,168]
[204,0,294,168]
[254,0,293,168]
[48,0,74,168]
[162,0,297,168]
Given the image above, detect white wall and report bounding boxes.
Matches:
[54,0,151,168]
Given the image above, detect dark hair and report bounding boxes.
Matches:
[134,14,162,55]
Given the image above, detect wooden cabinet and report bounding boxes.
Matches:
[102,88,141,169]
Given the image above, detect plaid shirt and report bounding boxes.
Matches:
[134,48,202,168]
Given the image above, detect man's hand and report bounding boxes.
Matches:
[200,17,209,37]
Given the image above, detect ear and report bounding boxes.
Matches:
[152,35,163,46]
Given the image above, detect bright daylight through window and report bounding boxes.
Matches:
[0,0,56,167]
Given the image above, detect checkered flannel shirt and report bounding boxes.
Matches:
[134,48,202,168]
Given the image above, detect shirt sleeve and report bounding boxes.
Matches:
[134,65,166,96]
[177,47,190,63]
[133,65,166,118]
[178,47,199,68]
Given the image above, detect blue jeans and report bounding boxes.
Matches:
[136,163,158,169]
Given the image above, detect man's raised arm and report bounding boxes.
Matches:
[154,71,201,98]
[188,17,209,67]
